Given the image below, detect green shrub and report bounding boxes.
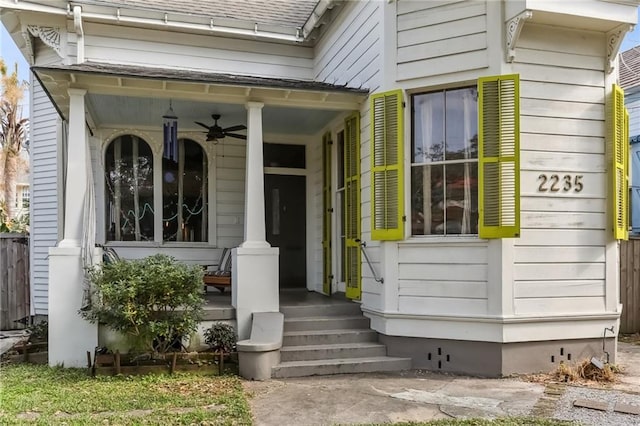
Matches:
[27,320,48,343]
[0,202,29,233]
[80,254,205,354]
[204,323,236,353]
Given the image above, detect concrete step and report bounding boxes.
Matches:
[283,329,377,346]
[283,315,370,332]
[272,356,411,378]
[280,303,362,318]
[280,342,387,362]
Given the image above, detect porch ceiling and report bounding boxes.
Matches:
[32,62,368,134]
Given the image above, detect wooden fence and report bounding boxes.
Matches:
[620,236,640,334]
[0,233,30,330]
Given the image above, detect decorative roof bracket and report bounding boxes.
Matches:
[506,10,533,63]
[607,23,634,74]
[25,25,63,59]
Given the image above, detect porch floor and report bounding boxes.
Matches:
[202,288,352,321]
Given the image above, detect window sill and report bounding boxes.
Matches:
[402,235,488,246]
[104,241,217,248]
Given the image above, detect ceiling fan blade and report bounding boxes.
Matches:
[195,121,211,130]
[225,133,247,140]
[223,125,247,132]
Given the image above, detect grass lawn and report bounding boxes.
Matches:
[0,364,252,425]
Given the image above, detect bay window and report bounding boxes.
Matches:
[411,87,479,235]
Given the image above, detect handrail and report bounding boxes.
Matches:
[356,240,384,284]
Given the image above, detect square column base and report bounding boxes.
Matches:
[48,247,98,367]
[232,246,279,339]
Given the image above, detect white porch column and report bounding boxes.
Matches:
[48,88,97,367]
[59,88,88,248]
[241,101,269,249]
[232,101,279,340]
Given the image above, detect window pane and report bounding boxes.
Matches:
[411,86,479,236]
[413,92,444,163]
[163,139,208,242]
[445,88,478,160]
[264,143,305,168]
[105,135,154,241]
[445,163,478,234]
[411,164,444,235]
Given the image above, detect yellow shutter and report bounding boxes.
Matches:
[478,74,520,239]
[344,113,361,300]
[322,132,333,294]
[612,84,629,240]
[371,90,405,240]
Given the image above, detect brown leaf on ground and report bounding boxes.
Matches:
[154,377,239,397]
[522,359,620,388]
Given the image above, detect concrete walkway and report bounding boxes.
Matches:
[0,330,28,356]
[244,342,640,425]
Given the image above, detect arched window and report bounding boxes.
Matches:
[163,139,208,242]
[105,135,154,241]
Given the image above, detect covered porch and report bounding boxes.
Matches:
[35,62,368,367]
[200,288,353,322]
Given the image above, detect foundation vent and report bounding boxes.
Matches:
[427,347,451,370]
[551,347,572,364]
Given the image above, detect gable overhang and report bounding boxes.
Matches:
[32,62,369,122]
[506,0,639,30]
[1,0,339,45]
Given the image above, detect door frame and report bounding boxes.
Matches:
[263,149,312,291]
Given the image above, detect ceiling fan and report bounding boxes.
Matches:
[195,114,247,142]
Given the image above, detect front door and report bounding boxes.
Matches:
[265,174,306,288]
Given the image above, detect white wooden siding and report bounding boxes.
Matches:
[396,0,488,82]
[215,142,246,249]
[83,23,314,80]
[513,24,608,316]
[396,242,489,316]
[314,0,381,90]
[30,74,60,316]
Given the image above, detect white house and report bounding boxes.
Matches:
[0,0,635,377]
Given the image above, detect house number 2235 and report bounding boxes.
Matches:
[537,174,584,193]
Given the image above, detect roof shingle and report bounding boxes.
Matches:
[73,0,319,29]
[619,47,640,90]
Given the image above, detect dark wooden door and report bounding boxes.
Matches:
[265,174,306,288]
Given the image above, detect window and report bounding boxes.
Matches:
[163,138,208,242]
[105,135,154,241]
[105,136,209,243]
[411,87,479,235]
[21,187,29,209]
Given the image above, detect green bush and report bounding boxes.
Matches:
[27,320,48,343]
[80,254,205,354]
[204,323,236,353]
[0,202,29,233]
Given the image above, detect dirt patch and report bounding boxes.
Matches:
[619,333,640,345]
[155,376,239,397]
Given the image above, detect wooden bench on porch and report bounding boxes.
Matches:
[203,248,232,293]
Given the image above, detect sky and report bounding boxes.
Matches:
[622,23,640,52]
[1,25,30,82]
